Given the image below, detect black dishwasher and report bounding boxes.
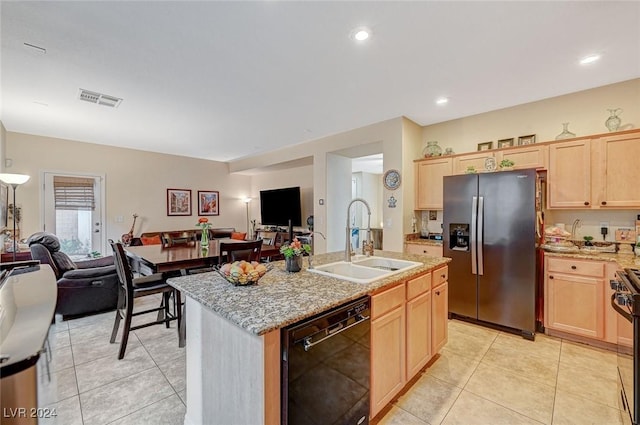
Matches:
[281,296,370,425]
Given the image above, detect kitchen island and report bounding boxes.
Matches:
[167,250,450,425]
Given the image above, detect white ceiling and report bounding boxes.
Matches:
[2,1,639,164]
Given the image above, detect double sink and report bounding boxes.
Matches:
[308,256,422,284]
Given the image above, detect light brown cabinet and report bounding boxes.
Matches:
[452,151,495,175]
[415,158,452,210]
[548,139,592,208]
[371,286,406,418]
[592,132,640,208]
[431,266,449,353]
[406,273,432,379]
[496,145,547,170]
[404,242,443,257]
[544,256,622,344]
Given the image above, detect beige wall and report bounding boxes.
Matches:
[6,132,251,251]
[421,78,640,155]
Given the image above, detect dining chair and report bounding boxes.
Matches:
[161,231,196,248]
[109,241,182,359]
[219,240,263,263]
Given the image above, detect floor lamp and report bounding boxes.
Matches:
[243,198,251,239]
[0,173,31,261]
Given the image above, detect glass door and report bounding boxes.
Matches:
[43,172,105,259]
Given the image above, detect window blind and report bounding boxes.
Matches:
[53,176,95,211]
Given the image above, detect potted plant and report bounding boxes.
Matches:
[499,159,515,170]
[465,166,477,174]
[280,237,311,272]
[583,235,594,246]
[635,241,640,256]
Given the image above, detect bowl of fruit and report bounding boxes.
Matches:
[217,261,269,286]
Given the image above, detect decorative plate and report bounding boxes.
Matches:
[383,169,401,190]
[484,157,497,172]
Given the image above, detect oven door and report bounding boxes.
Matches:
[612,291,636,425]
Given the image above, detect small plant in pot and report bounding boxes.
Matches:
[583,235,594,247]
[499,159,515,170]
[465,166,477,174]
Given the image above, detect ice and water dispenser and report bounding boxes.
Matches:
[449,224,470,251]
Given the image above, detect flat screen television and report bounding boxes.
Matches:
[260,186,302,227]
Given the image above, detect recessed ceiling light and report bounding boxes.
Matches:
[436,97,449,105]
[580,54,600,65]
[350,27,371,42]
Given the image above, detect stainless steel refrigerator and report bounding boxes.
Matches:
[443,169,537,339]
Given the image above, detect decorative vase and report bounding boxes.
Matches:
[605,108,623,132]
[422,141,443,157]
[200,229,209,247]
[285,256,302,273]
[555,123,576,140]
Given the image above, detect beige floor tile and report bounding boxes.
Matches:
[46,345,75,375]
[139,331,185,364]
[108,393,186,425]
[39,395,83,425]
[448,319,500,339]
[177,389,186,405]
[552,390,623,425]
[441,390,543,425]
[80,367,175,425]
[158,354,186,392]
[559,340,618,376]
[465,363,555,424]
[133,319,181,344]
[425,349,480,388]
[75,343,155,393]
[493,331,561,360]
[556,361,619,409]
[441,326,496,362]
[49,328,71,350]
[37,367,78,406]
[378,406,428,425]
[69,318,118,344]
[71,331,141,366]
[66,311,114,330]
[481,342,559,386]
[395,374,461,424]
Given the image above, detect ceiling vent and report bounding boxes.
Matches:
[78,89,122,108]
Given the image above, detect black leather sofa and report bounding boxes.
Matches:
[27,232,119,319]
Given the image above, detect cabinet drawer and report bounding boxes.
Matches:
[407,273,431,301]
[547,258,604,277]
[433,266,448,287]
[372,284,406,319]
[405,243,443,257]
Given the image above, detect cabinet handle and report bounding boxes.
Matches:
[436,291,440,295]
[441,274,446,279]
[584,201,590,206]
[423,250,427,254]
[601,201,607,206]
[571,265,577,270]
[549,275,554,279]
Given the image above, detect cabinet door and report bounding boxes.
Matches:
[405,243,443,257]
[548,139,592,208]
[496,145,547,170]
[431,281,448,354]
[415,158,452,210]
[546,273,604,339]
[406,291,432,380]
[593,133,640,208]
[452,152,495,175]
[370,305,406,418]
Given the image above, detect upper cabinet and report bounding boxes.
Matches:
[415,158,452,210]
[496,145,547,170]
[548,139,592,208]
[452,152,495,175]
[592,132,640,208]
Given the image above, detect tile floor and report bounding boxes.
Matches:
[38,298,623,425]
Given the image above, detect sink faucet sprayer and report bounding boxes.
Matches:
[345,198,374,262]
[571,219,582,240]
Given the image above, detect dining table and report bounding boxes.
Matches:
[124,238,281,275]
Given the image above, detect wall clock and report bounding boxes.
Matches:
[383,169,401,190]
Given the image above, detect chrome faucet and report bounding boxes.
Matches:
[571,219,582,240]
[307,231,326,269]
[345,198,373,262]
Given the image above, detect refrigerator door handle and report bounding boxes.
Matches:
[477,196,484,276]
[471,196,478,275]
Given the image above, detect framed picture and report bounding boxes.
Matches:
[497,138,515,148]
[198,190,219,216]
[477,141,493,151]
[518,134,536,145]
[167,189,192,216]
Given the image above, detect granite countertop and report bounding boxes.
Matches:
[544,251,640,269]
[167,250,450,336]
[405,233,443,246]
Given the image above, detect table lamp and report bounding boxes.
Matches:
[0,173,31,261]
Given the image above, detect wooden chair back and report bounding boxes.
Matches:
[219,240,262,263]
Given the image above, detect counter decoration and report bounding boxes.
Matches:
[218,260,268,286]
[280,237,311,273]
[196,217,212,247]
[605,108,623,132]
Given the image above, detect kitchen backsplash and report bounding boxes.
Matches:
[546,209,639,243]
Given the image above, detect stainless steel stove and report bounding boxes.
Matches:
[611,268,640,425]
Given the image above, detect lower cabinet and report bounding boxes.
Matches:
[370,266,449,419]
[405,242,443,257]
[544,256,621,344]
